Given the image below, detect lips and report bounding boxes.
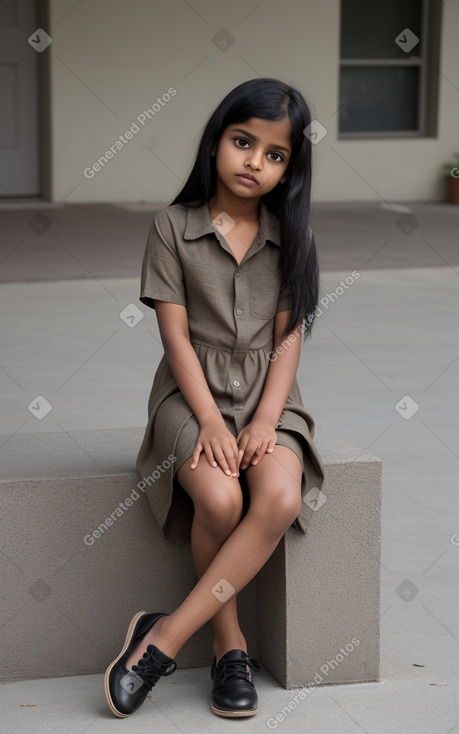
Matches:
[236,173,258,184]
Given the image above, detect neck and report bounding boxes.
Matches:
[208,186,260,222]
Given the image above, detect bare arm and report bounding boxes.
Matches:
[153,299,240,476]
[253,310,302,427]
[237,311,302,468]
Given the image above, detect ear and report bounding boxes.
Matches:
[280,176,287,184]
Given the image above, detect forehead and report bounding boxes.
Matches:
[226,116,292,148]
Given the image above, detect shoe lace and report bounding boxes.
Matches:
[131,644,177,691]
[215,655,261,690]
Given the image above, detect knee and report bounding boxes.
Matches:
[194,486,243,539]
[252,485,302,535]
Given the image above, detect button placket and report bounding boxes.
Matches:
[233,264,249,350]
[229,263,250,431]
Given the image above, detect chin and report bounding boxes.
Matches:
[228,185,259,198]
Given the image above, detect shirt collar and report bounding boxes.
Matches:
[183,199,280,247]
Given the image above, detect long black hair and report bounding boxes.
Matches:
[170,78,319,340]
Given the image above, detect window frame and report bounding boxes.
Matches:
[338,0,441,139]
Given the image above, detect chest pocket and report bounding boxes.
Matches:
[249,276,281,320]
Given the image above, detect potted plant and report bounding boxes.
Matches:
[443,153,459,204]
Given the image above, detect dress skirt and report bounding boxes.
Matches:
[135,352,325,546]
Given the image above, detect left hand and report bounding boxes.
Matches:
[236,419,277,470]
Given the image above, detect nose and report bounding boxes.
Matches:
[245,147,263,171]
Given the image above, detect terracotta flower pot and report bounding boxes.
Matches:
[447,174,459,204]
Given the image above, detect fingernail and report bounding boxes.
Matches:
[213,462,217,467]
[226,469,231,475]
[232,472,237,477]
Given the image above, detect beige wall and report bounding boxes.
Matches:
[48,0,459,204]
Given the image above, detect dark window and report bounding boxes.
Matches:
[339,0,441,137]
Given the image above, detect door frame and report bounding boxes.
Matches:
[37,0,51,200]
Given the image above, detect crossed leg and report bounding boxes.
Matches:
[175,456,247,664]
[125,445,303,668]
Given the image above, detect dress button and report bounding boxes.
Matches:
[276,420,282,428]
[257,237,262,244]
[235,271,240,278]
[233,380,240,387]
[236,308,243,316]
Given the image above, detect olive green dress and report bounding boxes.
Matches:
[136,200,325,544]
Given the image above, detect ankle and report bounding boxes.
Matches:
[149,614,169,638]
[213,634,247,664]
[146,615,180,660]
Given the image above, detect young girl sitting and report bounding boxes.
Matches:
[105,77,325,720]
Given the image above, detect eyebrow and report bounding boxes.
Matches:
[230,128,291,154]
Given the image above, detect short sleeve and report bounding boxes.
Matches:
[139,209,186,311]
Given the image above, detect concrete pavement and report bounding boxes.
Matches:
[0,199,458,733]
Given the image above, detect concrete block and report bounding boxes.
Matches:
[0,426,381,687]
[258,430,382,688]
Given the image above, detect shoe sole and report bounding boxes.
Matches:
[211,702,258,718]
[104,610,147,718]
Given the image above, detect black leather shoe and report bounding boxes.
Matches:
[210,649,261,717]
[104,611,177,718]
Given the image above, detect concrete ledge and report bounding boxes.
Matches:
[0,426,381,687]
[258,430,382,688]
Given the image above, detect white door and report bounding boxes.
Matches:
[0,0,40,197]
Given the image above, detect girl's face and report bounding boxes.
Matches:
[212,116,292,199]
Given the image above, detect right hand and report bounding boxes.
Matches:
[191,417,241,477]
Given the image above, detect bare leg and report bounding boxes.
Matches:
[126,457,246,669]
[190,526,248,664]
[127,446,302,665]
[181,458,248,663]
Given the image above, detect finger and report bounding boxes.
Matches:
[237,448,244,469]
[236,428,249,448]
[190,442,203,469]
[198,442,217,468]
[202,442,218,468]
[237,432,249,455]
[268,434,277,452]
[224,443,240,477]
[212,446,233,476]
[237,429,252,448]
[240,445,257,470]
[231,435,241,470]
[250,442,268,465]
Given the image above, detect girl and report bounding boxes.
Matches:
[104,78,325,719]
